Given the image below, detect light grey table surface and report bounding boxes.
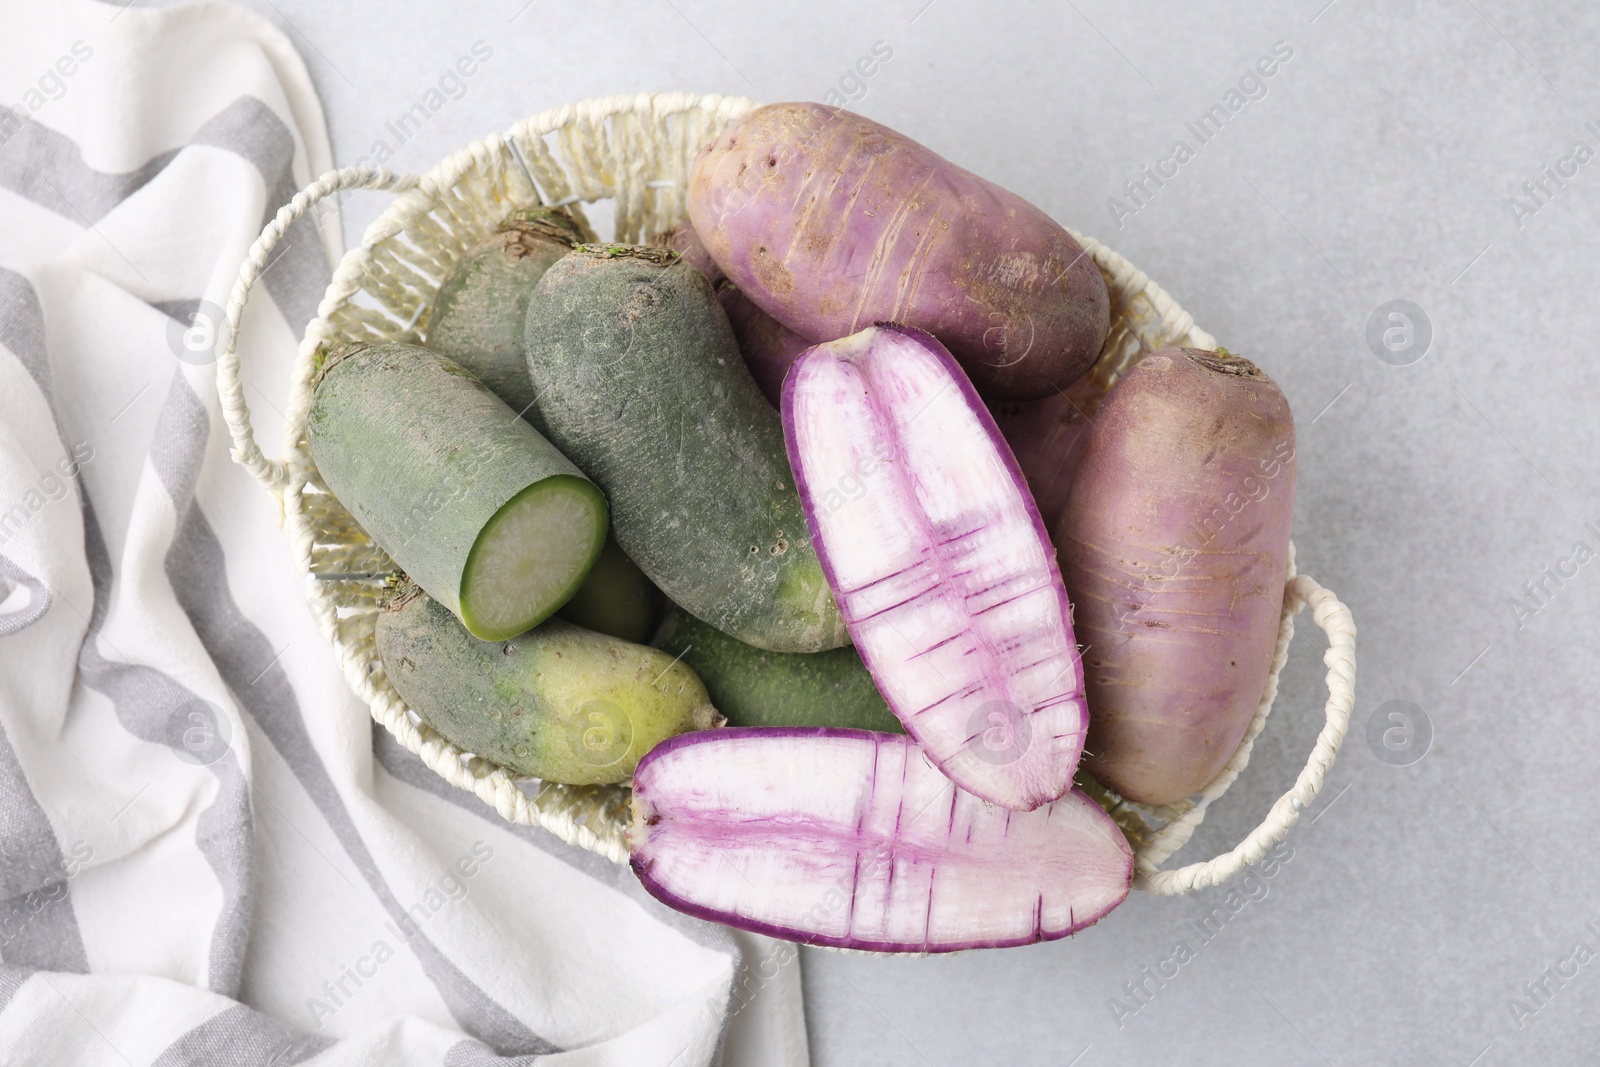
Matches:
[161,0,1600,1062]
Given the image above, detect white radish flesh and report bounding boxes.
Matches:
[782,325,1089,810]
[628,728,1132,953]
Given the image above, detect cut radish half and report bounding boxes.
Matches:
[629,728,1133,953]
[782,325,1089,810]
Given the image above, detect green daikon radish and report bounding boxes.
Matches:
[426,207,582,416]
[378,584,720,784]
[523,245,845,653]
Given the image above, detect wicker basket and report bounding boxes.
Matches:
[214,92,1355,897]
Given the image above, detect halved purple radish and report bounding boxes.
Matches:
[782,325,1088,811]
[629,728,1133,953]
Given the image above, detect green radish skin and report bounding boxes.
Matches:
[426,207,583,417]
[656,221,813,405]
[557,535,665,644]
[377,585,722,785]
[523,245,847,654]
[307,341,607,641]
[715,280,814,406]
[651,609,902,733]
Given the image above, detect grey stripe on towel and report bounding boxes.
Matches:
[0,97,329,332]
[77,495,254,996]
[151,1003,333,1067]
[0,273,88,976]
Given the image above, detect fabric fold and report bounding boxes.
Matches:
[0,2,805,1063]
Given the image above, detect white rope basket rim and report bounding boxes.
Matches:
[213,91,1356,897]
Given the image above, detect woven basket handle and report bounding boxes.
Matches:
[215,166,419,494]
[1131,571,1356,894]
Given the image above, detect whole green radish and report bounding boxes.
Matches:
[687,103,1110,400]
[307,341,607,642]
[426,207,583,416]
[377,583,721,785]
[523,245,846,653]
[1055,348,1296,805]
[651,609,901,733]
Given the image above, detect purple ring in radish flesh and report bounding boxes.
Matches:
[782,324,1089,811]
[628,728,1133,953]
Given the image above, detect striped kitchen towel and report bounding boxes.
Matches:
[0,1,809,1064]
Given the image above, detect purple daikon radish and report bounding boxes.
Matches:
[782,325,1088,811]
[629,728,1133,952]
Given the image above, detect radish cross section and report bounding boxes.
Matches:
[782,325,1090,810]
[629,729,1133,952]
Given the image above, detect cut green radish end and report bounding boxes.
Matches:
[459,475,608,641]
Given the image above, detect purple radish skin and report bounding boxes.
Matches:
[988,376,1101,535]
[629,728,1133,953]
[1056,347,1297,806]
[688,103,1110,400]
[783,324,1088,811]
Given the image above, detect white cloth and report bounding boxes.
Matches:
[0,2,809,1063]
